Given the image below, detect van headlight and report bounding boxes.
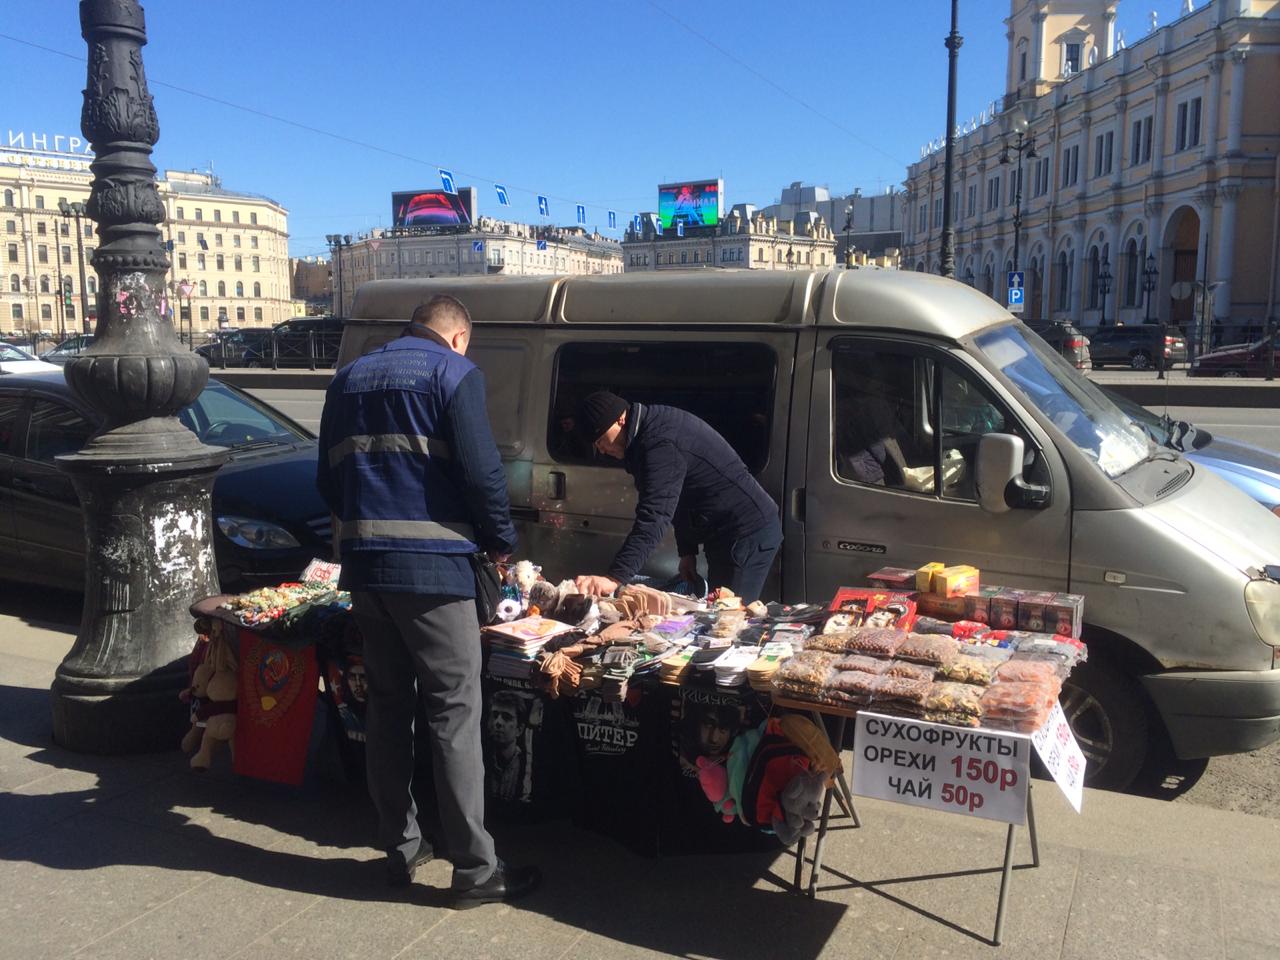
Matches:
[1244,579,1280,646]
[216,515,300,550]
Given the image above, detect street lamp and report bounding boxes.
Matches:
[58,199,92,335]
[1142,253,1164,379]
[999,107,1038,284]
[843,204,853,267]
[940,0,962,278]
[1097,258,1113,328]
[325,234,352,316]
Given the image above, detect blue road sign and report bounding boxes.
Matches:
[1007,271,1025,313]
[472,240,484,252]
[576,204,586,225]
[536,239,548,251]
[633,214,643,233]
[537,195,549,217]
[676,221,684,237]
[495,184,510,206]
[608,210,617,229]
[439,169,456,194]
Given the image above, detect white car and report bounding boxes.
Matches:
[0,343,60,374]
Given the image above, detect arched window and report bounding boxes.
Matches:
[39,275,50,293]
[198,280,207,296]
[41,304,52,321]
[3,189,12,206]
[252,282,261,298]
[234,281,244,297]
[217,281,226,297]
[983,264,994,296]
[8,273,18,292]
[1123,239,1139,306]
[1057,251,1071,310]
[1087,245,1101,309]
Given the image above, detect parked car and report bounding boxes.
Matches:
[1189,331,1280,378]
[242,316,344,368]
[195,326,274,367]
[1102,386,1280,515]
[1087,324,1187,370]
[0,370,330,592]
[1022,318,1092,371]
[41,334,96,364]
[340,271,1280,791]
[0,343,60,375]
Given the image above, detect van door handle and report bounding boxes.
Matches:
[547,471,566,501]
[790,487,805,523]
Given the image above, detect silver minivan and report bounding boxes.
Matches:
[340,269,1280,790]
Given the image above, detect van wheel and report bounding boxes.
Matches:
[1059,657,1149,791]
[1129,351,1152,370]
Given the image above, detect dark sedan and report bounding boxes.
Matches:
[1189,332,1280,378]
[0,370,330,591]
[195,327,274,367]
[1088,324,1187,370]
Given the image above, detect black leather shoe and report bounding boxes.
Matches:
[386,839,434,887]
[452,862,541,907]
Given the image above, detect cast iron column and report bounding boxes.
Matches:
[939,0,962,279]
[51,0,227,754]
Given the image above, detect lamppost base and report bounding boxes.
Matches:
[50,444,226,755]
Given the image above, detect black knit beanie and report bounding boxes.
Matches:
[577,391,629,441]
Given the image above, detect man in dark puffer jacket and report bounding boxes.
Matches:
[572,391,781,602]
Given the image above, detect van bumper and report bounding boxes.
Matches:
[1141,668,1280,759]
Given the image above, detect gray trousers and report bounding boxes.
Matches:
[351,591,497,889]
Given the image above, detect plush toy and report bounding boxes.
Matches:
[506,560,541,605]
[179,619,213,755]
[772,770,828,846]
[188,622,239,771]
[696,757,736,823]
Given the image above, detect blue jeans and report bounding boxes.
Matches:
[703,519,783,603]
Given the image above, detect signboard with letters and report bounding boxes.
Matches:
[1007,271,1025,314]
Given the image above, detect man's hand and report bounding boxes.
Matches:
[678,554,699,584]
[574,575,619,597]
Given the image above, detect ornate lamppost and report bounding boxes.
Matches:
[58,199,93,334]
[1141,253,1166,379]
[51,0,227,753]
[1097,258,1113,328]
[999,105,1037,278]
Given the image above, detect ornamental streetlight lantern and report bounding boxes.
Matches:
[1098,258,1113,327]
[1142,253,1166,379]
[999,103,1038,281]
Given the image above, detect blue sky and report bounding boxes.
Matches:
[1,1,1191,259]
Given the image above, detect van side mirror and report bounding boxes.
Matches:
[976,434,1051,513]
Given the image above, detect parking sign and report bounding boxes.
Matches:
[1007,271,1025,314]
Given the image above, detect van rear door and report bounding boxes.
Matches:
[801,331,1072,600]
[527,328,798,589]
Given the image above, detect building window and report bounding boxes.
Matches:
[37,245,48,264]
[250,236,258,249]
[11,303,22,321]
[1056,251,1071,310]
[3,189,12,206]
[1175,97,1202,151]
[215,234,223,247]
[233,235,241,247]
[196,232,205,248]
[84,223,92,238]
[253,281,261,297]
[1060,144,1079,187]
[41,304,52,322]
[177,230,185,244]
[235,281,244,297]
[1019,50,1027,82]
[215,254,224,270]
[234,255,242,271]
[1093,131,1113,177]
[1123,238,1140,306]
[1032,157,1051,197]
[35,195,45,210]
[178,252,187,269]
[250,212,258,225]
[232,211,240,224]
[1087,245,1102,309]
[213,209,221,223]
[194,208,203,221]
[1064,43,1081,76]
[176,206,184,219]
[933,197,943,228]
[217,281,226,297]
[87,277,96,294]
[198,280,207,296]
[5,220,13,233]
[254,307,263,321]
[200,306,209,321]
[6,243,16,262]
[236,307,245,322]
[40,275,50,293]
[37,222,47,236]
[197,253,206,270]
[681,251,687,264]
[8,274,17,292]
[966,184,977,218]
[61,245,71,264]
[986,176,1000,211]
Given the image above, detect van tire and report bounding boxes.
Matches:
[1059,656,1149,791]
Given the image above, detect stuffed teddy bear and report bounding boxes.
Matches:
[771,770,828,846]
[180,619,213,755]
[188,622,238,771]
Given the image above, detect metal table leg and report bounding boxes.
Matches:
[1026,784,1040,868]
[805,715,846,896]
[992,820,1018,946]
[793,834,806,892]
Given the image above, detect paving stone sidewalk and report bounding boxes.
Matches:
[2,613,1276,960]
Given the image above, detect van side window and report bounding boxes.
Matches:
[833,342,1040,501]
[549,341,776,472]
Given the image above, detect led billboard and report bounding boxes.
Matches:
[658,179,723,229]
[392,188,474,228]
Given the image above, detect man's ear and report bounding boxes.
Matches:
[451,329,469,354]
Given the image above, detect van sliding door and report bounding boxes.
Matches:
[530,328,798,591]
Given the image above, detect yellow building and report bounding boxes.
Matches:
[903,0,1280,346]
[621,205,838,271]
[2,140,293,336]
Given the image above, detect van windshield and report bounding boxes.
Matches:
[974,324,1151,478]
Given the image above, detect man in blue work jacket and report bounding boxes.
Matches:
[318,294,539,905]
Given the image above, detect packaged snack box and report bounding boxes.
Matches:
[868,566,917,590]
[964,585,1001,624]
[916,562,945,592]
[829,587,918,630]
[990,589,1021,630]
[1016,590,1059,632]
[1047,593,1085,639]
[931,564,980,598]
[917,592,969,621]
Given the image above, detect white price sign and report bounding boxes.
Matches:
[1031,702,1086,813]
[301,558,341,584]
[852,712,1031,825]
